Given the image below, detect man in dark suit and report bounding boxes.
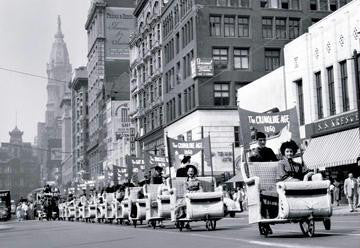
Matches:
[249,132,278,162]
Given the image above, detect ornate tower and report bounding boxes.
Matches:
[45,15,72,136]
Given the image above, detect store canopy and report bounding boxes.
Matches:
[225,172,244,183]
[303,128,360,170]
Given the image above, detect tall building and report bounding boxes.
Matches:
[129,0,165,156]
[0,127,40,202]
[85,0,136,180]
[69,67,89,184]
[37,16,72,185]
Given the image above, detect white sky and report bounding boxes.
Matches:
[0,0,91,143]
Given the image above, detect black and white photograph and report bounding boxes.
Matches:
[0,0,359,247]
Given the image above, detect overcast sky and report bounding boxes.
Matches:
[0,0,91,143]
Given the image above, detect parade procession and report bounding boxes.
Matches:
[1,0,360,248]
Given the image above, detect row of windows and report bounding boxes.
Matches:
[314,60,349,120]
[137,78,163,110]
[262,17,300,40]
[216,0,250,7]
[260,0,300,9]
[309,0,351,11]
[212,47,281,71]
[164,0,193,37]
[296,58,354,125]
[210,15,249,37]
[166,84,196,123]
[165,18,194,65]
[213,82,247,106]
[140,106,163,134]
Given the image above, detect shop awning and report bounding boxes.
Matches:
[303,128,360,170]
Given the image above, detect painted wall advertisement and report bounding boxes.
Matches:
[105,7,135,60]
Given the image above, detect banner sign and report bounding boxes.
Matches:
[125,155,147,183]
[238,107,300,146]
[191,58,214,78]
[144,153,169,169]
[167,137,212,174]
[112,165,128,184]
[105,7,135,60]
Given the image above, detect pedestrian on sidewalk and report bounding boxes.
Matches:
[344,173,357,212]
[334,179,341,206]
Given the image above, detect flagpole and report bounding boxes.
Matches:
[208,132,214,189]
[166,133,172,188]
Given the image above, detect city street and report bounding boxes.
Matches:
[1,215,359,248]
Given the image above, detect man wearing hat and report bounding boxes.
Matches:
[249,132,278,162]
[151,166,164,184]
[176,155,191,177]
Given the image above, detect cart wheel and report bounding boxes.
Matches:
[206,220,211,231]
[178,222,184,232]
[133,220,137,228]
[151,221,156,229]
[258,223,270,237]
[300,219,315,237]
[323,219,331,230]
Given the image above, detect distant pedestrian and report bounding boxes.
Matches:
[333,179,341,206]
[16,203,23,221]
[344,173,357,212]
[234,187,245,212]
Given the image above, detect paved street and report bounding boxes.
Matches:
[1,215,359,248]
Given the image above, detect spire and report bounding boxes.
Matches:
[55,15,64,39]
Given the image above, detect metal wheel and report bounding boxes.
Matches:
[323,219,331,230]
[300,219,315,237]
[151,220,156,229]
[258,223,269,237]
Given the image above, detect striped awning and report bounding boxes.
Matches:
[303,128,360,170]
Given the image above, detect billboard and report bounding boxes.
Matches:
[105,7,135,60]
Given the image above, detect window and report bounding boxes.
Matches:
[262,17,273,39]
[265,48,280,71]
[210,16,221,36]
[327,66,336,116]
[186,130,192,141]
[330,0,338,11]
[175,32,180,54]
[217,0,228,6]
[260,0,269,8]
[289,18,300,39]
[234,126,240,147]
[292,0,300,9]
[214,83,230,106]
[310,0,317,10]
[159,106,163,125]
[281,0,289,9]
[213,48,228,69]
[239,0,249,7]
[238,17,249,37]
[234,48,249,70]
[320,0,328,10]
[275,18,286,39]
[296,79,305,125]
[224,16,235,37]
[315,72,323,119]
[340,61,349,111]
[178,94,182,116]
